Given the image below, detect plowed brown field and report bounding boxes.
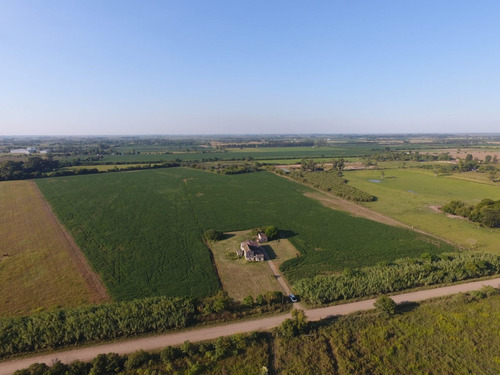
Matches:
[0,180,109,317]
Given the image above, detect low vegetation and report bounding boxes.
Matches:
[17,291,500,374]
[294,252,500,304]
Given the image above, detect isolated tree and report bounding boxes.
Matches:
[374,296,397,317]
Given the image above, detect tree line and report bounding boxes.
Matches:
[295,252,500,305]
[0,291,287,359]
[0,157,180,181]
[442,199,500,228]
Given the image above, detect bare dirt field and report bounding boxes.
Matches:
[0,180,109,317]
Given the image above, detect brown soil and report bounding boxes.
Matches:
[31,181,110,303]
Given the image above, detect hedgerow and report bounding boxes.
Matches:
[0,291,287,359]
[0,297,194,358]
[295,252,500,304]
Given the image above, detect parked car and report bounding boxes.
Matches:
[289,294,298,303]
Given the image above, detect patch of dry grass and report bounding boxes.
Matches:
[0,181,109,317]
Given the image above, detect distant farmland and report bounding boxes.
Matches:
[37,168,455,300]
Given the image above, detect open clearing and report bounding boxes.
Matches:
[209,230,300,300]
[345,168,500,252]
[37,168,454,298]
[0,181,109,317]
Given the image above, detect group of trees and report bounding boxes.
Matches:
[288,170,375,202]
[295,252,500,305]
[442,199,500,228]
[0,157,59,180]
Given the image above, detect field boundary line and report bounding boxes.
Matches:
[31,181,110,303]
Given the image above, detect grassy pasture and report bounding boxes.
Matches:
[0,181,109,316]
[37,168,453,299]
[345,168,500,252]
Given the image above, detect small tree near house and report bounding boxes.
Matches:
[265,226,279,240]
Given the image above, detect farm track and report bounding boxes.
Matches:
[275,173,457,246]
[31,181,110,303]
[2,277,499,374]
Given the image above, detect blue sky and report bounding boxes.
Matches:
[1,1,500,135]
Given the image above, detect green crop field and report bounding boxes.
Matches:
[344,168,500,252]
[37,168,454,300]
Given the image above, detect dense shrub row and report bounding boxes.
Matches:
[295,252,500,304]
[0,291,287,359]
[287,170,375,202]
[442,198,500,228]
[0,297,195,358]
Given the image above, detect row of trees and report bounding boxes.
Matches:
[0,297,195,358]
[288,170,375,202]
[188,161,262,175]
[14,332,267,375]
[0,157,180,181]
[442,199,500,227]
[295,252,500,304]
[0,157,59,180]
[1,289,289,359]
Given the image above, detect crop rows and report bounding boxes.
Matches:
[37,168,454,300]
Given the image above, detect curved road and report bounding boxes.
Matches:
[1,277,499,375]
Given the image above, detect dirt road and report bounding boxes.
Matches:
[2,277,499,375]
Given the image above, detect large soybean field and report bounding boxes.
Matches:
[37,168,454,300]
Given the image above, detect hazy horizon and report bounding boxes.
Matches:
[2,1,500,136]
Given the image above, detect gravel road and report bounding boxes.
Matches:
[1,277,499,375]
